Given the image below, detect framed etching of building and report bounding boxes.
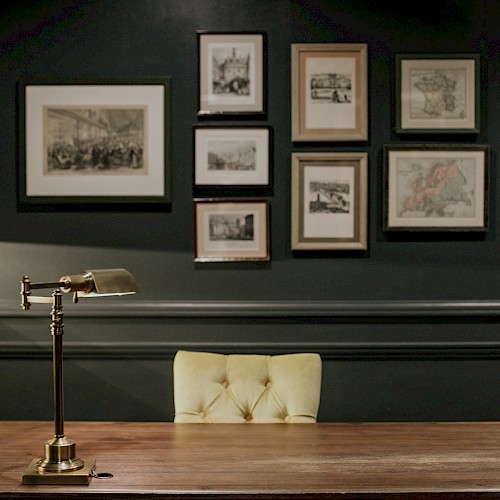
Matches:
[194,199,270,262]
[198,31,266,116]
[291,43,368,142]
[17,77,171,206]
[291,152,368,250]
[395,54,480,134]
[194,126,271,187]
[383,144,489,231]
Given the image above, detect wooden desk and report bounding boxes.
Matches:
[1,421,500,499]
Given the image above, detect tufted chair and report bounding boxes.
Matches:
[173,350,322,423]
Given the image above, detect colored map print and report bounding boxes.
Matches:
[397,158,475,218]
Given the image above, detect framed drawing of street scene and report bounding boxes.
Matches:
[383,144,489,231]
[18,77,171,206]
[194,126,271,187]
[198,31,266,116]
[291,43,368,142]
[291,152,368,250]
[194,199,270,262]
[395,54,480,134]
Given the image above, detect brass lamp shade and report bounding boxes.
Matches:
[59,268,139,297]
[20,268,138,485]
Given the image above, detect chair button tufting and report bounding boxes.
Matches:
[284,415,290,423]
[199,411,205,418]
[222,380,229,388]
[244,413,252,421]
[265,380,272,388]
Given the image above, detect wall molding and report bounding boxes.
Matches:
[2,340,500,360]
[1,299,499,319]
[2,299,498,360]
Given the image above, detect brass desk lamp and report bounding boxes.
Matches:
[19,268,139,485]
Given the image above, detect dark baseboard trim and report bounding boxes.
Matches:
[3,341,500,360]
[1,299,499,319]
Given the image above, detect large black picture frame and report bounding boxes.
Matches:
[17,77,172,208]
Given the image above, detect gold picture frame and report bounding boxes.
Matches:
[291,152,368,250]
[291,43,368,142]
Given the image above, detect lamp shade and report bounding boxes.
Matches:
[59,268,139,297]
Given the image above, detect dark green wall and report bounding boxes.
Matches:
[0,0,498,423]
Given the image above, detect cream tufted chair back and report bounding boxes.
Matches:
[173,350,322,423]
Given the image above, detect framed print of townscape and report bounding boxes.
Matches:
[18,77,171,206]
[291,43,368,142]
[291,152,368,250]
[198,31,266,116]
[383,144,489,231]
[395,54,480,134]
[194,199,270,262]
[194,126,271,187]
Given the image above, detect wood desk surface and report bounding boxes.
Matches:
[1,421,500,499]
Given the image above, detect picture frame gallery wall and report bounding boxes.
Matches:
[0,0,498,423]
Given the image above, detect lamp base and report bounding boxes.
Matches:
[22,457,96,485]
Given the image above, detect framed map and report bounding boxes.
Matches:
[383,144,489,231]
[395,54,480,134]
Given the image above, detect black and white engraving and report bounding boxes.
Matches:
[207,139,256,171]
[310,73,351,103]
[209,213,254,241]
[211,45,251,96]
[309,179,351,214]
[44,106,145,175]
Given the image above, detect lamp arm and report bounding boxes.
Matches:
[21,276,65,310]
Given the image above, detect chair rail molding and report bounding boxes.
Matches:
[0,299,499,319]
[2,299,498,361]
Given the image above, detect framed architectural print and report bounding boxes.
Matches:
[291,152,368,250]
[194,126,271,187]
[383,144,489,231]
[194,199,270,262]
[395,53,480,134]
[198,31,266,116]
[17,77,171,206]
[291,43,368,142]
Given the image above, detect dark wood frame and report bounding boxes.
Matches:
[193,125,272,188]
[194,198,270,262]
[395,53,480,134]
[197,31,267,116]
[383,144,489,232]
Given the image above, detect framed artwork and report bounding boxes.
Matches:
[198,31,266,116]
[194,199,270,262]
[383,144,489,231]
[291,43,368,142]
[194,126,271,187]
[17,77,171,206]
[395,53,480,134]
[291,152,368,250]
